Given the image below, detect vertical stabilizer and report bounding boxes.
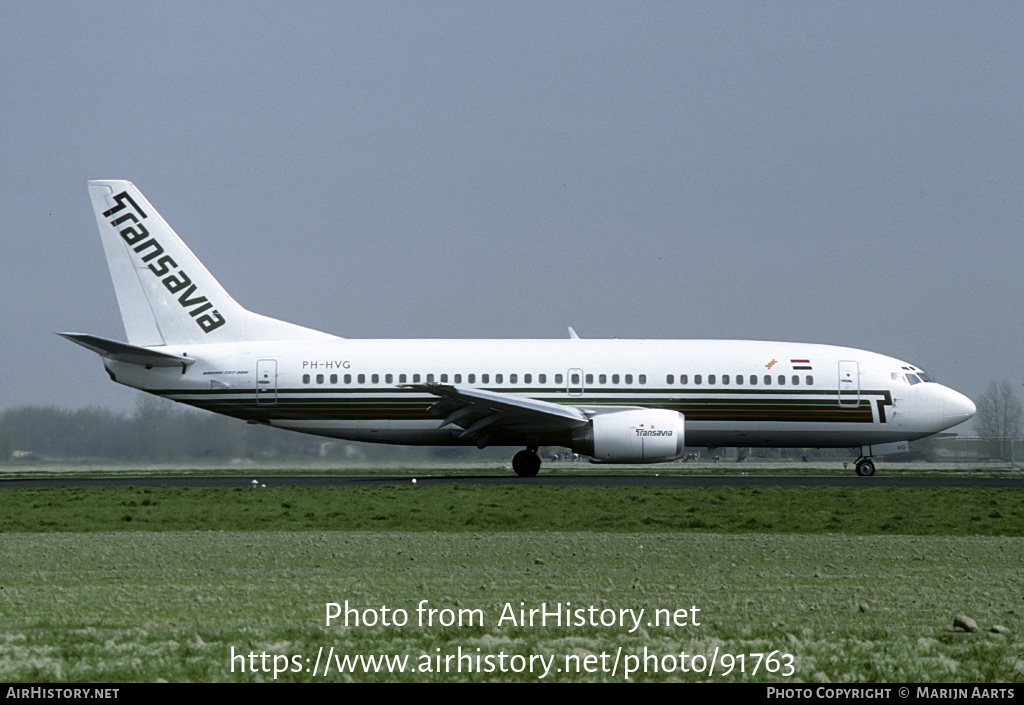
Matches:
[88,181,337,345]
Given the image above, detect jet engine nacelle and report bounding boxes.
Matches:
[571,409,685,463]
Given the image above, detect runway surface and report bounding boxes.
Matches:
[3,474,1023,489]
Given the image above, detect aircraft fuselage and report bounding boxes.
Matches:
[104,337,974,450]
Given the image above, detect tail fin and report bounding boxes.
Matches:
[87,180,337,346]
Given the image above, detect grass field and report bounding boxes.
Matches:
[1,484,1022,535]
[1,480,1022,682]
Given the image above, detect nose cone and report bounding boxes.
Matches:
[942,387,977,427]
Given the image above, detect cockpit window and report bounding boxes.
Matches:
[894,369,934,384]
[902,365,934,382]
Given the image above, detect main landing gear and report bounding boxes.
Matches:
[854,458,876,477]
[512,448,542,477]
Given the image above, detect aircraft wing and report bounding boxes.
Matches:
[405,384,590,444]
[58,333,195,368]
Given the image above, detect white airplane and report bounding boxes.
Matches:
[62,181,976,477]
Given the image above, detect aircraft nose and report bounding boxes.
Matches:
[942,387,976,426]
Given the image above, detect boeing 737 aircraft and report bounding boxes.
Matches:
[62,181,976,476]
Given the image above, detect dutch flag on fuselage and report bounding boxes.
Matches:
[791,359,813,370]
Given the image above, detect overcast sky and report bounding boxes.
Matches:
[1,1,1021,421]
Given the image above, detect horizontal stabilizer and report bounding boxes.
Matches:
[58,333,195,368]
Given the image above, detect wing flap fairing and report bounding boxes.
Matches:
[404,384,590,443]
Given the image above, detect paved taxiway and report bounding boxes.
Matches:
[3,475,1023,489]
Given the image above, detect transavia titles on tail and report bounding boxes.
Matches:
[62,181,976,477]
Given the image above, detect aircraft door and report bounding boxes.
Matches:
[567,368,584,396]
[256,359,278,406]
[838,360,859,408]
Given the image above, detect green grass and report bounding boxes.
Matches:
[1,531,1022,682]
[1,485,1022,535]
[1,483,1022,682]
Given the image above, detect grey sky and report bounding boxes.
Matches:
[1,2,1021,423]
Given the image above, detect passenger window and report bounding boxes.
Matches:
[736,374,743,385]
[764,375,771,385]
[680,374,688,384]
[385,373,393,384]
[599,374,607,384]
[555,374,563,384]
[413,374,421,383]
[806,375,813,385]
[302,374,310,384]
[496,374,503,384]
[482,374,489,384]
[399,374,407,383]
[440,374,447,383]
[358,373,365,384]
[570,373,579,384]
[510,374,517,384]
[625,374,633,384]
[330,374,338,384]
[695,375,702,385]
[585,374,593,384]
[722,374,730,385]
[708,374,716,385]
[538,374,546,384]
[344,374,352,384]
[612,374,620,384]
[454,374,462,383]
[426,374,434,383]
[778,375,785,385]
[524,373,531,383]
[639,374,646,384]
[750,375,757,385]
[316,374,324,384]
[666,374,674,384]
[792,375,799,385]
[468,374,475,384]
[372,374,379,384]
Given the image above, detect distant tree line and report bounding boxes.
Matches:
[0,396,290,462]
[0,394,509,464]
[973,380,1024,460]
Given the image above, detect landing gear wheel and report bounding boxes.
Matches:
[855,459,876,477]
[512,449,542,477]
